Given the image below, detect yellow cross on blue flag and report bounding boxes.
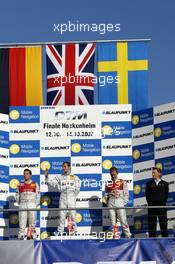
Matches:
[97,41,149,111]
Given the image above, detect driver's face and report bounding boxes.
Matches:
[62,163,70,173]
[110,169,118,180]
[23,171,31,181]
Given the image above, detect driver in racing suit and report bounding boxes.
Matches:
[16,169,40,240]
[105,166,131,238]
[45,161,80,235]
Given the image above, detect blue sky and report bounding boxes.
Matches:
[0,0,174,107]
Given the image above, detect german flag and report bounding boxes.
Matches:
[0,46,43,114]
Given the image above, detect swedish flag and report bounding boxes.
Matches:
[97,41,149,111]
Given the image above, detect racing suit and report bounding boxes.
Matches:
[105,178,131,238]
[46,171,80,233]
[16,180,40,239]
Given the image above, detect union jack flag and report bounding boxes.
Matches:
[46,43,96,105]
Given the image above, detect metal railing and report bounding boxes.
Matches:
[0,205,174,239]
[0,205,175,211]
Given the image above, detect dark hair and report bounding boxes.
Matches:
[62,161,71,167]
[23,169,32,175]
[109,166,118,173]
[152,167,162,174]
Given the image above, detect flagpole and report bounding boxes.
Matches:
[0,38,151,47]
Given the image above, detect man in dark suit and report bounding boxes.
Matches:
[145,167,169,237]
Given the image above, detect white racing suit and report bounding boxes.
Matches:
[46,172,80,233]
[16,180,40,239]
[105,179,131,238]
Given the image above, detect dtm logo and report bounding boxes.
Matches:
[71,143,81,153]
[10,144,20,155]
[55,111,87,120]
[10,110,20,120]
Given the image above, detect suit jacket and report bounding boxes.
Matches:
[145,179,169,206]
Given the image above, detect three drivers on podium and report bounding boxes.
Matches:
[16,164,131,239]
[16,164,168,239]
